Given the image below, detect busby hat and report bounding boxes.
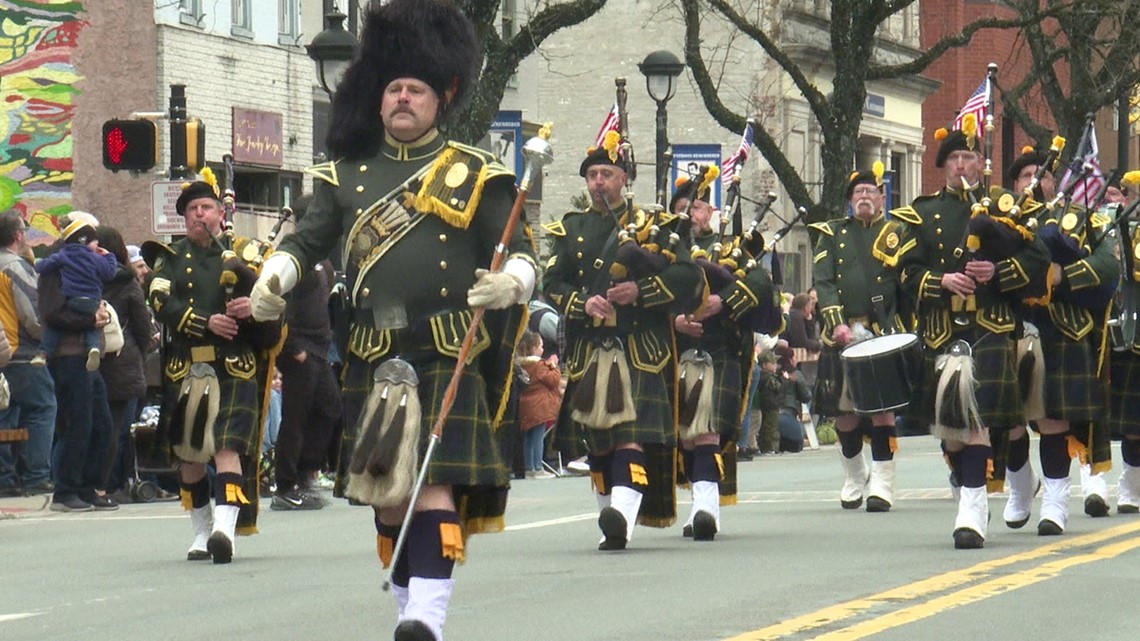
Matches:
[934,113,981,168]
[1007,146,1050,183]
[60,211,99,244]
[176,167,221,216]
[579,130,629,177]
[845,161,886,199]
[327,0,479,160]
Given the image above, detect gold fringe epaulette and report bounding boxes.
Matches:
[304,161,339,187]
[415,142,515,229]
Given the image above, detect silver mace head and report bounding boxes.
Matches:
[519,123,555,192]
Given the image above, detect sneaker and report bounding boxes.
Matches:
[50,496,94,513]
[82,492,119,511]
[532,470,556,479]
[566,458,591,476]
[270,488,324,510]
[85,348,101,372]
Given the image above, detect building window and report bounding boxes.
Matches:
[890,152,905,209]
[501,0,517,39]
[232,0,253,38]
[180,0,204,26]
[279,0,300,45]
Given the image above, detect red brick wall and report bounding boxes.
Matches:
[919,1,1066,194]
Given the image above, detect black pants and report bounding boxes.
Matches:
[274,355,343,491]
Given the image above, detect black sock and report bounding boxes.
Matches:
[611,448,648,492]
[1006,430,1030,472]
[374,518,410,588]
[870,425,897,462]
[1039,433,1071,479]
[213,472,249,507]
[956,445,991,488]
[589,452,614,495]
[406,510,460,580]
[179,477,210,509]
[686,444,722,483]
[837,427,863,459]
[1123,438,1140,467]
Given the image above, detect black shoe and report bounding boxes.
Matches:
[691,511,717,541]
[187,549,212,561]
[81,492,119,511]
[737,449,754,462]
[394,619,436,641]
[1084,495,1109,518]
[866,496,891,513]
[1119,503,1139,515]
[841,497,863,510]
[50,496,94,513]
[597,507,627,551]
[953,528,984,549]
[207,532,233,564]
[682,524,693,538]
[1037,519,1063,536]
[270,488,325,511]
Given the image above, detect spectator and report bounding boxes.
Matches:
[753,347,783,455]
[516,330,562,479]
[0,211,56,497]
[776,346,812,453]
[96,227,156,500]
[127,244,151,286]
[38,211,116,512]
[34,216,118,371]
[781,292,821,390]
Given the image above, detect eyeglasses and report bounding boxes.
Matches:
[851,187,879,196]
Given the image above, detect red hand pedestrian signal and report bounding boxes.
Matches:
[102,119,157,172]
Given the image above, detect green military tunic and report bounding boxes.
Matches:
[274,131,534,529]
[895,184,1051,435]
[810,212,911,417]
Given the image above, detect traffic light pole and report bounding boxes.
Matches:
[169,84,191,180]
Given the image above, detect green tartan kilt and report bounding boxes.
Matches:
[563,359,677,453]
[919,329,1022,431]
[1109,350,1140,437]
[340,353,510,489]
[163,369,261,458]
[1036,319,1103,422]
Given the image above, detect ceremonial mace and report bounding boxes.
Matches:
[381,124,555,592]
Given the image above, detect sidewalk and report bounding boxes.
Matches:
[0,493,51,519]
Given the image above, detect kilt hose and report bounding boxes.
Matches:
[338,352,510,534]
[1109,349,1140,438]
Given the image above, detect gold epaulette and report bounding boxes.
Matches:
[1090,211,1112,232]
[889,205,922,225]
[415,142,515,229]
[304,161,339,187]
[872,220,914,267]
[808,221,833,236]
[541,220,567,236]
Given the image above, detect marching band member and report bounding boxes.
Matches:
[894,118,1050,549]
[250,2,536,639]
[812,164,912,512]
[543,143,702,551]
[1003,147,1119,534]
[670,175,779,540]
[150,175,282,563]
[1107,172,1140,514]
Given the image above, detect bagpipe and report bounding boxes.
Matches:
[1105,171,1140,350]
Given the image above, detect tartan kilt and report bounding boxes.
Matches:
[919,329,1022,431]
[339,352,510,489]
[162,368,262,458]
[564,358,677,453]
[813,348,844,418]
[1109,350,1140,437]
[1036,320,1103,422]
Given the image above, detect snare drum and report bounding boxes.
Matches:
[840,333,922,414]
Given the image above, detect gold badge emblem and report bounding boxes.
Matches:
[1133,244,1140,261]
[1061,212,1079,232]
[444,162,469,189]
[885,232,899,249]
[997,193,1015,213]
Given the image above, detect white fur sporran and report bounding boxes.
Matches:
[172,363,219,463]
[569,340,636,430]
[677,349,716,440]
[345,359,423,508]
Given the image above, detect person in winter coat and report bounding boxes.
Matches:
[516,330,562,478]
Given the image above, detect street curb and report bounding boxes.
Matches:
[0,494,51,519]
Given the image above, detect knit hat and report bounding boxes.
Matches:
[60,211,99,244]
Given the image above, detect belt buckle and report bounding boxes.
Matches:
[190,345,216,363]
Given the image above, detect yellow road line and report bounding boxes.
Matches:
[725,520,1140,641]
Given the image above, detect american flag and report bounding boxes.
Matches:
[594,103,620,147]
[954,78,990,133]
[721,121,755,185]
[1059,121,1105,207]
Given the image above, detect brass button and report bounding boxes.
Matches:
[577,270,585,277]
[356,208,364,216]
[838,258,845,265]
[187,282,194,289]
[439,234,447,242]
[841,229,848,235]
[453,338,460,345]
[839,243,845,249]
[439,260,448,270]
[356,185,364,193]
[876,276,883,282]
[837,273,843,279]
[935,228,942,235]
[837,288,844,295]
[577,236,584,243]
[185,253,192,259]
[934,213,941,220]
[938,243,944,250]
[185,267,193,274]
[188,298,194,304]
[359,165,368,172]
[576,251,583,259]
[440,287,448,297]
[362,287,370,297]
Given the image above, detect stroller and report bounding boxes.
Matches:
[125,404,179,502]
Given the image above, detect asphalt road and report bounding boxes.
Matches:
[2,436,1138,641]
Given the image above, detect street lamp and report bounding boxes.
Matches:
[306,7,358,98]
[638,50,686,206]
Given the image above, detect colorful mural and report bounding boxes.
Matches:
[0,0,86,245]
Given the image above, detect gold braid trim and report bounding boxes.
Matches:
[492,306,530,430]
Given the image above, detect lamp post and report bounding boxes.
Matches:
[305,6,358,98]
[638,50,685,206]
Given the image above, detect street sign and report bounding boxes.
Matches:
[152,180,186,235]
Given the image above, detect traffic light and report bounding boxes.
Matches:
[102,119,158,172]
[185,118,206,173]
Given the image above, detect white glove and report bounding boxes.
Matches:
[467,268,524,310]
[250,253,299,321]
